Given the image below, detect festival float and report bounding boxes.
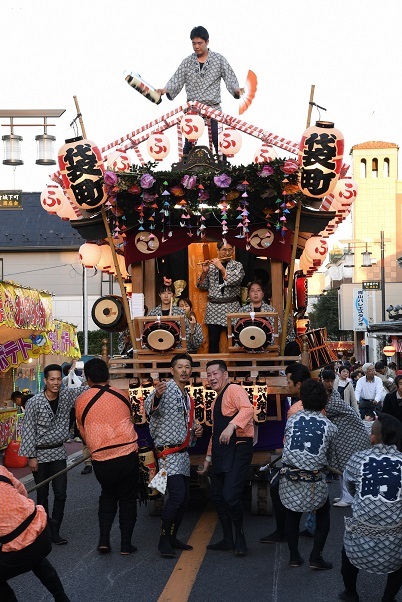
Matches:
[40,90,358,512]
[0,280,80,451]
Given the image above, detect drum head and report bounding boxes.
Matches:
[142,321,181,352]
[147,329,175,351]
[238,325,268,350]
[92,296,125,331]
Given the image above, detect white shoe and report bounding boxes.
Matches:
[333,500,351,507]
[333,497,341,503]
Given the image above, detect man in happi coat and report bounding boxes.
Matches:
[145,353,202,558]
[279,379,338,570]
[157,25,243,154]
[19,364,87,545]
[321,369,371,508]
[340,413,402,602]
[197,241,245,353]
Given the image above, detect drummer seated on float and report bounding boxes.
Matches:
[148,286,203,353]
[178,297,204,354]
[236,280,281,350]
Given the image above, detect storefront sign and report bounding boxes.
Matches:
[0,190,22,209]
[353,288,369,331]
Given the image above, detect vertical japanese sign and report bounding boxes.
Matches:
[353,288,369,331]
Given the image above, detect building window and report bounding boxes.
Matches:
[384,158,390,177]
[372,158,378,178]
[360,158,367,178]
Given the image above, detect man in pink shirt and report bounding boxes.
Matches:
[199,359,254,556]
[75,358,139,555]
[0,465,69,601]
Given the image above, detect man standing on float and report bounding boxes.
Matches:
[157,25,243,154]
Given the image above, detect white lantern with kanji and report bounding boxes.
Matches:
[218,128,242,157]
[147,133,170,161]
[254,144,277,164]
[79,242,102,268]
[96,243,114,272]
[40,184,65,215]
[298,121,344,198]
[304,237,328,263]
[57,136,107,210]
[180,114,204,142]
[106,150,131,172]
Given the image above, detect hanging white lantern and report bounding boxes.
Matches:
[55,195,78,221]
[147,133,170,161]
[218,128,242,157]
[79,242,102,268]
[254,144,277,164]
[40,184,66,215]
[330,177,358,211]
[96,243,114,272]
[299,253,314,274]
[106,150,131,172]
[116,251,129,278]
[180,114,204,142]
[304,237,328,263]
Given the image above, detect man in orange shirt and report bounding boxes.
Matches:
[75,358,139,555]
[199,360,254,556]
[0,465,69,601]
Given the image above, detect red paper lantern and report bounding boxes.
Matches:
[218,128,242,157]
[180,114,204,142]
[293,269,308,310]
[40,184,65,214]
[254,144,277,164]
[58,136,107,210]
[147,133,170,161]
[298,121,344,198]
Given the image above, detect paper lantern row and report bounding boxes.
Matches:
[79,242,129,278]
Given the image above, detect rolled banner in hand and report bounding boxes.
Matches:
[239,70,257,115]
[125,72,162,105]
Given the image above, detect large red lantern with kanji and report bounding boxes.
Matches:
[180,114,204,142]
[147,133,170,161]
[218,128,242,157]
[298,121,344,198]
[57,136,107,210]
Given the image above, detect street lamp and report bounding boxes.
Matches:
[0,109,65,166]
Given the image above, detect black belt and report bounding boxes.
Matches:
[36,442,64,450]
[0,507,37,549]
[208,296,238,304]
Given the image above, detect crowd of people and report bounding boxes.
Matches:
[2,351,402,600]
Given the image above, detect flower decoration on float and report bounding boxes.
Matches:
[100,158,311,241]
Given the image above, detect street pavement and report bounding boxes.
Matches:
[4,449,395,602]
